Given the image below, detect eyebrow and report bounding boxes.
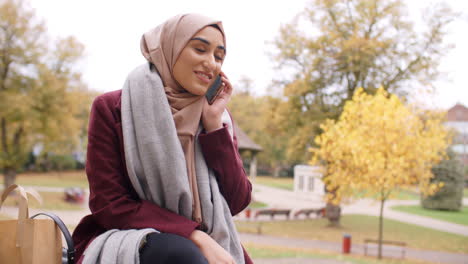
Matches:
[190,37,226,52]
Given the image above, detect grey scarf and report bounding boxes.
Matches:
[82,63,244,263]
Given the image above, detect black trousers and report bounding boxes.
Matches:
[139,233,208,264]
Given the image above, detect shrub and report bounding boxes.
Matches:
[421,151,464,211]
[49,155,78,171]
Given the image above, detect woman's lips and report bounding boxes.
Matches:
[195,71,212,84]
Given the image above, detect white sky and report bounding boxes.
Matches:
[28,0,468,110]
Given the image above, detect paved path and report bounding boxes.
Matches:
[2,206,90,226]
[1,186,90,226]
[253,184,468,236]
[0,185,81,193]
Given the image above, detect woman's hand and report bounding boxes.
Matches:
[202,72,233,133]
[189,230,235,264]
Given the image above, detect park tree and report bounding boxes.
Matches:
[311,88,450,259]
[228,79,289,177]
[271,0,456,225]
[0,0,92,188]
[271,0,456,165]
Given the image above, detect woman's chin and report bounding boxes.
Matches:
[185,85,207,96]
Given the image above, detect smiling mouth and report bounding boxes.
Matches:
[195,71,213,83]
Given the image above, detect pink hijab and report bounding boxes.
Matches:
[140,14,225,223]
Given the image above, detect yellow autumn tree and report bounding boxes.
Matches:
[310,88,450,259]
[1,0,94,187]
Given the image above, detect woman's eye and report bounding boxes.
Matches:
[195,48,205,53]
[215,55,224,61]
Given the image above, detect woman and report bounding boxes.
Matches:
[72,14,253,264]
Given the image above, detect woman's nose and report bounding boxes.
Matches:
[202,55,216,71]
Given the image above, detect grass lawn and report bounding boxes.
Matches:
[253,176,419,200]
[236,214,468,254]
[67,224,77,233]
[254,176,294,190]
[392,205,468,226]
[0,171,88,188]
[390,190,419,200]
[245,243,430,264]
[2,191,84,211]
[356,189,420,200]
[249,201,268,208]
[0,214,12,220]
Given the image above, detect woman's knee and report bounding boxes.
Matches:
[165,235,207,263]
[140,233,207,264]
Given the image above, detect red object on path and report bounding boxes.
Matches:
[245,208,251,218]
[64,187,85,204]
[342,233,351,254]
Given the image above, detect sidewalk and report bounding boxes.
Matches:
[0,185,80,193]
[253,184,468,236]
[2,206,90,227]
[1,185,90,226]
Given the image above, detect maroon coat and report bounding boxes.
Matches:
[72,90,253,263]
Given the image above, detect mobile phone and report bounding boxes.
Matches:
[205,75,223,105]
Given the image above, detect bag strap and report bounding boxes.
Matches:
[31,212,75,264]
[0,184,42,219]
[1,184,43,247]
[1,184,29,220]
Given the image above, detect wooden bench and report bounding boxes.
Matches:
[293,208,324,219]
[364,239,406,259]
[255,209,291,220]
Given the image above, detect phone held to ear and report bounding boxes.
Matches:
[205,75,223,105]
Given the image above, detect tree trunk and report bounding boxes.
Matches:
[273,166,281,178]
[378,199,385,259]
[325,184,342,227]
[249,153,257,183]
[4,168,17,190]
[326,202,341,227]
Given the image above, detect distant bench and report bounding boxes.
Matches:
[255,209,291,220]
[364,239,406,259]
[293,208,325,219]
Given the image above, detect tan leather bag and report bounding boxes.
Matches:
[0,184,62,264]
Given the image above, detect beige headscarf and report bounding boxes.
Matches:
[140,14,225,224]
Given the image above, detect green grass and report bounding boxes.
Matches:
[67,224,77,234]
[353,189,419,200]
[254,176,293,190]
[392,205,468,226]
[249,201,268,208]
[0,171,89,188]
[254,176,419,200]
[0,214,12,220]
[236,214,468,254]
[245,243,431,263]
[390,190,419,200]
[2,191,85,211]
[246,243,322,259]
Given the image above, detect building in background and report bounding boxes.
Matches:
[234,123,263,181]
[446,103,468,167]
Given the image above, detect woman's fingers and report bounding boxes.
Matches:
[190,230,235,264]
[218,71,232,98]
[200,71,234,132]
[221,77,232,96]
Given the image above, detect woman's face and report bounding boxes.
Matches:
[173,26,225,95]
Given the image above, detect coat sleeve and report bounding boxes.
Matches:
[85,95,199,238]
[198,123,252,215]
